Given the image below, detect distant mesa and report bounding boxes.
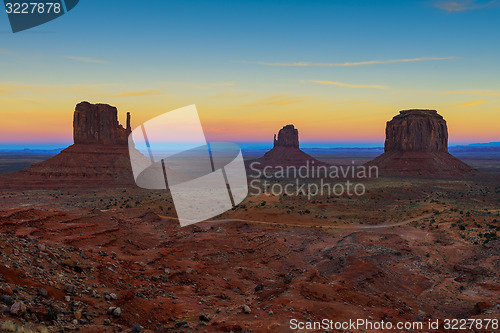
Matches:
[274,124,299,148]
[257,124,325,167]
[366,109,476,177]
[1,102,138,189]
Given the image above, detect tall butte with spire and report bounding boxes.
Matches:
[257,124,325,167]
[366,109,476,177]
[3,102,137,188]
[73,102,131,145]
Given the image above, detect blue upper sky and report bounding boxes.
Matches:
[1,0,499,148]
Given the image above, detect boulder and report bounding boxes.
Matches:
[10,301,26,316]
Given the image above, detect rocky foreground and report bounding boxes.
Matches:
[0,177,499,332]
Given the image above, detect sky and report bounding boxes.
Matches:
[1,0,500,148]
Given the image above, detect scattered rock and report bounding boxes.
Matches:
[475,301,494,314]
[242,305,251,314]
[64,284,75,294]
[174,321,188,328]
[10,301,26,316]
[254,284,264,292]
[36,287,48,298]
[29,303,49,316]
[0,295,14,305]
[131,323,143,332]
[415,311,426,321]
[2,286,13,295]
[108,306,122,317]
[74,310,82,319]
[199,312,211,322]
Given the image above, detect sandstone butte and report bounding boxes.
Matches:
[257,124,326,168]
[0,102,139,189]
[366,109,476,177]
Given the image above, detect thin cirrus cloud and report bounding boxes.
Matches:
[439,90,500,96]
[433,0,500,13]
[160,81,235,89]
[310,80,387,89]
[245,94,305,107]
[63,56,109,64]
[243,57,456,67]
[117,89,164,97]
[457,100,487,107]
[210,91,253,99]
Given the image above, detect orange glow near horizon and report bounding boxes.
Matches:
[1,98,498,146]
[1,81,499,146]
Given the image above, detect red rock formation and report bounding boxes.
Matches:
[1,102,138,189]
[274,124,299,148]
[258,125,325,167]
[367,109,476,177]
[385,109,448,153]
[73,102,131,145]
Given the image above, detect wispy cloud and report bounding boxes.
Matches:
[161,81,234,89]
[67,83,122,93]
[210,91,253,99]
[310,80,387,89]
[433,0,500,12]
[0,97,37,105]
[245,94,305,107]
[457,100,487,107]
[63,56,109,64]
[439,90,500,96]
[0,82,33,94]
[0,82,121,95]
[242,57,456,67]
[117,89,164,97]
